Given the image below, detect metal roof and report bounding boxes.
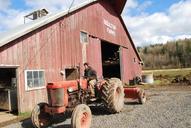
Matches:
[0,0,128,48]
[0,0,97,47]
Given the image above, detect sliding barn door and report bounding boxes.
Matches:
[121,47,134,83]
[86,37,103,78]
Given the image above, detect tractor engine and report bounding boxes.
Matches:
[67,89,82,108]
[47,83,65,107]
[47,79,88,111]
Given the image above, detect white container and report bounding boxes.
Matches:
[142,73,154,84]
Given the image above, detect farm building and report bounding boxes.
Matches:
[0,0,142,114]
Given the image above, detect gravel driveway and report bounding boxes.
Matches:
[4,86,191,128]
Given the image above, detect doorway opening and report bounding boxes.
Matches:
[101,41,121,79]
[0,68,18,115]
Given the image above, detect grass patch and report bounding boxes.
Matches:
[142,68,191,87]
[154,80,161,85]
[143,68,191,78]
[18,112,31,118]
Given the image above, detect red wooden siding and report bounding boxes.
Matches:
[0,1,141,112]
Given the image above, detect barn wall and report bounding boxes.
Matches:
[0,1,141,112]
[121,47,142,83]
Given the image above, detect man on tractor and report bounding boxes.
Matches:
[83,62,97,97]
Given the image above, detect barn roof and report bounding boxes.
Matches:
[0,0,127,47]
[0,0,141,61]
[110,0,127,14]
[0,0,97,47]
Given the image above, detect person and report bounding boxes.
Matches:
[83,63,97,97]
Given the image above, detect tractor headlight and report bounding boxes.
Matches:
[68,87,73,93]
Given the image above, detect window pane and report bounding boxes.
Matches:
[33,71,38,79]
[39,79,44,86]
[80,31,88,43]
[39,71,44,79]
[27,79,33,88]
[27,71,32,79]
[34,79,39,87]
[39,71,44,86]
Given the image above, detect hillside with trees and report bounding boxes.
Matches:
[138,39,191,69]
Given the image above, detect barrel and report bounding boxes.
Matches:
[142,73,154,84]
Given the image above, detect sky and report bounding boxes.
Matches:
[0,0,191,46]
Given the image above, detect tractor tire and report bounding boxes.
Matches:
[101,78,124,113]
[138,89,146,104]
[71,104,92,128]
[31,103,53,128]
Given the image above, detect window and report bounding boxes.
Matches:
[65,68,79,80]
[80,31,88,43]
[133,58,136,63]
[25,70,45,91]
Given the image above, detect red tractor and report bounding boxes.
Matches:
[31,78,125,128]
[31,76,146,128]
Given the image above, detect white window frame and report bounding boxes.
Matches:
[80,31,89,43]
[25,70,45,91]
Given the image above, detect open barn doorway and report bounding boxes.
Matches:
[101,41,121,79]
[0,68,18,116]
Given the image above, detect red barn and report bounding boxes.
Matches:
[0,0,142,113]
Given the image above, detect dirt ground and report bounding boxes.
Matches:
[2,85,191,128]
[0,112,17,124]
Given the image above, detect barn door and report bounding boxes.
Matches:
[0,68,18,113]
[86,37,103,78]
[121,47,134,83]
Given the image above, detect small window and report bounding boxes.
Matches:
[80,31,88,43]
[25,70,45,91]
[133,58,136,63]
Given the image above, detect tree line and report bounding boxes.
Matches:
[137,39,191,69]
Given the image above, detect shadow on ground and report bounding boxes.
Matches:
[20,105,110,128]
[124,102,140,105]
[21,115,72,128]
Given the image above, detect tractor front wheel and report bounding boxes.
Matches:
[71,104,92,128]
[31,103,53,128]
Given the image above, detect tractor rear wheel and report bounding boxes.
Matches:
[71,104,92,128]
[138,89,146,104]
[101,78,124,113]
[31,103,53,128]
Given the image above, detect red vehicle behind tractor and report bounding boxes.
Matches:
[31,78,146,128]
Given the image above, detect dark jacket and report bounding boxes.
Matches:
[84,66,97,80]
